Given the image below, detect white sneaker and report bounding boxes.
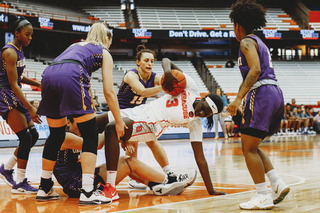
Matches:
[152,182,184,196]
[128,178,148,190]
[79,189,112,205]
[239,193,274,210]
[36,187,60,201]
[271,180,290,204]
[177,169,197,188]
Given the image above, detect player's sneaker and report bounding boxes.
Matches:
[11,178,38,194]
[271,180,290,204]
[128,178,148,190]
[0,164,15,187]
[79,188,112,205]
[239,193,274,210]
[36,187,60,201]
[152,181,184,196]
[177,169,197,188]
[102,183,119,201]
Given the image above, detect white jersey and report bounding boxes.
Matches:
[109,74,203,142]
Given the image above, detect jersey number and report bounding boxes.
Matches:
[130,96,144,105]
[166,98,179,107]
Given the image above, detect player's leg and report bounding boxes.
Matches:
[5,109,37,193]
[104,117,134,200]
[145,140,172,174]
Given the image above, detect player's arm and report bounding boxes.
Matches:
[2,48,41,123]
[124,71,162,97]
[161,58,182,92]
[161,57,182,72]
[189,121,225,195]
[21,76,41,88]
[227,38,260,116]
[102,49,126,139]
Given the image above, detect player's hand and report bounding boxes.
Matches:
[226,97,242,116]
[29,106,42,124]
[162,71,178,92]
[120,140,135,154]
[116,120,127,140]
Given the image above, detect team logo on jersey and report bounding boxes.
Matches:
[181,91,189,119]
[189,111,194,117]
[136,125,142,132]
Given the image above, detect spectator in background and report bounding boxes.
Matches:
[225,59,235,68]
[93,96,101,112]
[305,107,316,134]
[213,87,228,140]
[299,105,310,134]
[292,107,302,134]
[30,100,40,109]
[224,114,235,137]
[290,98,297,111]
[313,111,320,133]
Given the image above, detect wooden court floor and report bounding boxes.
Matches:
[0,134,319,212]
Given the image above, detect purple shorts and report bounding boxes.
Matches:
[242,85,284,135]
[0,88,31,123]
[37,63,95,118]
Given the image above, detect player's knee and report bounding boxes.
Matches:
[43,126,66,161]
[29,126,39,147]
[16,128,32,160]
[78,118,98,155]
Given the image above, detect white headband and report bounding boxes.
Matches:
[16,19,31,30]
[205,96,218,114]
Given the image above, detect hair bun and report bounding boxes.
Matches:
[136,44,146,53]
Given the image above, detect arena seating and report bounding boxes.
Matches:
[82,6,126,29]
[205,60,320,105]
[136,7,300,30]
[2,0,91,24]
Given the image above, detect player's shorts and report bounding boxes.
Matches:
[0,88,31,123]
[107,109,163,142]
[37,63,94,118]
[241,85,284,136]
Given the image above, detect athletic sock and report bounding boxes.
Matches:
[255,182,268,195]
[106,170,117,187]
[82,173,94,192]
[16,168,26,183]
[162,165,172,174]
[4,154,17,170]
[266,169,281,187]
[41,170,53,179]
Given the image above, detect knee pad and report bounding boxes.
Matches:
[16,128,32,160]
[43,126,66,161]
[77,117,98,155]
[29,126,39,147]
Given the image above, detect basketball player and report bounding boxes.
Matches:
[0,14,41,194]
[36,23,126,205]
[228,0,290,210]
[117,45,175,189]
[104,58,226,199]
[52,116,196,199]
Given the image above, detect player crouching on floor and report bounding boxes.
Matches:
[43,116,196,205]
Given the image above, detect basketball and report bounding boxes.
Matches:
[161,69,186,96]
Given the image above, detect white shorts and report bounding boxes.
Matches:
[107,110,165,142]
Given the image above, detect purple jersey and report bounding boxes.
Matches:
[51,41,103,77]
[238,35,277,82]
[117,69,156,109]
[0,42,26,88]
